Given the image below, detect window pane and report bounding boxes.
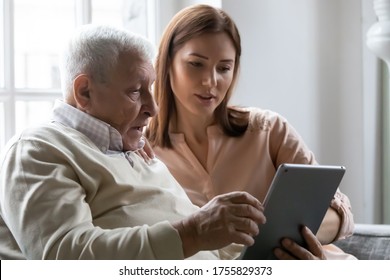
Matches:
[15,100,54,135]
[0,0,4,88]
[91,0,149,38]
[14,0,75,89]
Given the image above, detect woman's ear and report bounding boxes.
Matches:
[73,74,91,110]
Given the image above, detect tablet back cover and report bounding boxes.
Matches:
[241,163,345,260]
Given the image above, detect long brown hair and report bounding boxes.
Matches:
[146,4,249,148]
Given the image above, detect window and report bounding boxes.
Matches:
[14,0,75,89]
[0,0,156,153]
[92,0,154,41]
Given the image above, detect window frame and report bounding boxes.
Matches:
[0,0,157,152]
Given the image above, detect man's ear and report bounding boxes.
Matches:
[73,74,91,110]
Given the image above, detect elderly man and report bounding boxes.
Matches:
[0,25,265,260]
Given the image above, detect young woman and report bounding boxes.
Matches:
[146,4,355,260]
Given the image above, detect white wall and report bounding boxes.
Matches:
[156,0,383,223]
[223,0,382,223]
[155,0,221,42]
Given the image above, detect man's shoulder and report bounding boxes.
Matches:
[8,122,88,149]
[19,122,74,140]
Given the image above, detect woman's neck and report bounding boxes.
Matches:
[173,108,215,142]
[172,109,215,169]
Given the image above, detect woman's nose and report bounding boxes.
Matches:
[202,69,217,87]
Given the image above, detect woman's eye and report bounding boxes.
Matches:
[218,66,232,73]
[189,61,202,67]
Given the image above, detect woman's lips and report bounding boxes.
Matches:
[194,94,215,105]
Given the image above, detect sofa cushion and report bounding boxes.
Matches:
[334,224,390,260]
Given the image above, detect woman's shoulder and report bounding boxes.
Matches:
[240,107,287,131]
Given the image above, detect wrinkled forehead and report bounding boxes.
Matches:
[116,51,156,82]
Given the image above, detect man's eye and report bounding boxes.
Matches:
[127,90,141,100]
[129,89,141,94]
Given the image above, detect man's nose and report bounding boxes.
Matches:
[142,92,158,117]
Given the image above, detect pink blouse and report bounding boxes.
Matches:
[153,107,354,241]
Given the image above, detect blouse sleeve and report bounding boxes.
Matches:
[256,109,354,239]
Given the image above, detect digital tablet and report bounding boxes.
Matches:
[240,163,346,260]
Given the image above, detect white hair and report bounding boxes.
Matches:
[59,24,156,98]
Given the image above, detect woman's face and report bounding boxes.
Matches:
[169,32,236,120]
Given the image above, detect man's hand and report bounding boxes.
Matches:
[173,191,266,258]
[273,226,327,260]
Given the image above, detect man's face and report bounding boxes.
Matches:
[85,51,157,151]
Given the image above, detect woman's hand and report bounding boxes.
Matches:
[316,207,341,244]
[273,226,327,260]
[135,137,155,164]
